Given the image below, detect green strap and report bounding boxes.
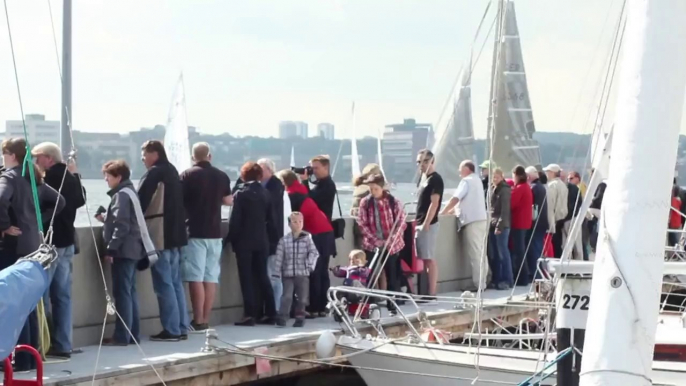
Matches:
[21,143,43,233]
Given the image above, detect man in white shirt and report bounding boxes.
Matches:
[543,163,568,257]
[441,160,488,290]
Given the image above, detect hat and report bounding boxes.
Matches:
[543,164,561,173]
[479,160,496,169]
[525,166,538,174]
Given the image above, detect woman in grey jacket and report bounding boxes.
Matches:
[97,160,143,346]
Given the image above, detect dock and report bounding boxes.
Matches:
[18,289,534,386]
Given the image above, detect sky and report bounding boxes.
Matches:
[0,0,638,140]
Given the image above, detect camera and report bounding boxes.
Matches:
[291,166,313,176]
[95,206,106,217]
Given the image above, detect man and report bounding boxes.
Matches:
[138,140,188,341]
[543,164,568,258]
[180,143,231,333]
[568,171,589,260]
[525,166,548,280]
[479,160,494,197]
[32,142,85,360]
[563,174,583,260]
[257,158,288,319]
[441,160,488,290]
[300,155,337,221]
[413,150,443,299]
[588,168,607,253]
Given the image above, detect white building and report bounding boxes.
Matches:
[317,123,335,140]
[6,114,60,145]
[279,121,309,139]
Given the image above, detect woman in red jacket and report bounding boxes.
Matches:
[510,165,533,285]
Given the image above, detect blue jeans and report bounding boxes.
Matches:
[489,228,513,287]
[151,248,188,336]
[43,245,75,353]
[526,227,546,281]
[510,229,529,285]
[267,255,283,312]
[111,258,139,344]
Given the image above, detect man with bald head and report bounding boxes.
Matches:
[179,142,232,333]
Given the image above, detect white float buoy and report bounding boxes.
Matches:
[315,330,337,359]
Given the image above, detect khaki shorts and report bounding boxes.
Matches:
[415,223,439,260]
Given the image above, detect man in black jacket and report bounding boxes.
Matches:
[525,166,548,282]
[562,179,583,260]
[139,140,188,342]
[32,142,85,360]
[300,155,337,221]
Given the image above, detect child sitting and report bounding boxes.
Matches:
[274,212,319,328]
[331,249,371,288]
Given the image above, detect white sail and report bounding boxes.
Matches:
[290,145,295,167]
[164,74,192,173]
[350,102,361,177]
[377,128,385,176]
[431,65,475,188]
[580,1,686,384]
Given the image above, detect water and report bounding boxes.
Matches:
[75,180,422,227]
[248,368,366,386]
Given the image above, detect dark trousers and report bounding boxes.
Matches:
[511,228,529,285]
[581,219,590,261]
[526,227,546,281]
[280,276,309,320]
[365,249,401,309]
[308,232,334,313]
[552,220,566,258]
[236,248,275,319]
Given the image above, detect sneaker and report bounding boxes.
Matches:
[276,319,287,327]
[102,338,128,347]
[496,282,511,290]
[189,320,208,334]
[317,312,328,318]
[46,350,71,360]
[150,330,181,342]
[235,318,256,327]
[180,334,188,341]
[305,312,316,320]
[293,319,305,328]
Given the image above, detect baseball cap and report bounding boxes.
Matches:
[525,166,538,174]
[543,164,561,173]
[479,160,496,169]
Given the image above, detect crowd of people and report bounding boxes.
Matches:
[11,136,686,372]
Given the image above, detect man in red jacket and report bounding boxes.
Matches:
[278,170,334,318]
[510,166,533,286]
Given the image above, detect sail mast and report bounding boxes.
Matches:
[579,1,686,385]
[485,0,502,161]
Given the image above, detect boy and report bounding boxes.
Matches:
[274,212,319,327]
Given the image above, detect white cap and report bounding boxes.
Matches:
[525,166,538,174]
[543,163,561,173]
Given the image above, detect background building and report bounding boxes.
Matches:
[279,121,308,139]
[6,114,60,146]
[382,118,433,182]
[317,123,335,140]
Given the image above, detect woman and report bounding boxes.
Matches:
[510,165,533,286]
[356,174,407,313]
[488,168,513,290]
[278,169,334,318]
[98,160,143,345]
[228,162,277,326]
[350,163,384,217]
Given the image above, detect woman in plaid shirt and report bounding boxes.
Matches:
[357,174,407,314]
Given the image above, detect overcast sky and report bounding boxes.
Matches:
[0,0,640,139]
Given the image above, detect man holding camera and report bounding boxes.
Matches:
[296,155,337,317]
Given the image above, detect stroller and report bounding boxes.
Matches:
[329,258,380,322]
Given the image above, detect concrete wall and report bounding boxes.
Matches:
[71,215,473,347]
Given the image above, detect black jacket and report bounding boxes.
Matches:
[531,178,549,232]
[43,163,85,248]
[304,176,337,221]
[138,159,188,249]
[228,181,277,252]
[565,183,582,221]
[264,175,285,254]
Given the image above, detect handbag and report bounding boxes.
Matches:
[332,190,346,239]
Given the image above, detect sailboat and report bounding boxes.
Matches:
[338,102,361,192]
[331,0,686,384]
[164,74,192,173]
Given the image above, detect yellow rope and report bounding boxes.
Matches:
[36,298,50,359]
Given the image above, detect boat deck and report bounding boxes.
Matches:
[6,288,532,386]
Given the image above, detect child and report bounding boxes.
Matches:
[274,212,319,327]
[331,249,371,288]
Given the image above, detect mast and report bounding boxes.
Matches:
[579,1,686,385]
[484,0,502,160]
[61,0,72,158]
